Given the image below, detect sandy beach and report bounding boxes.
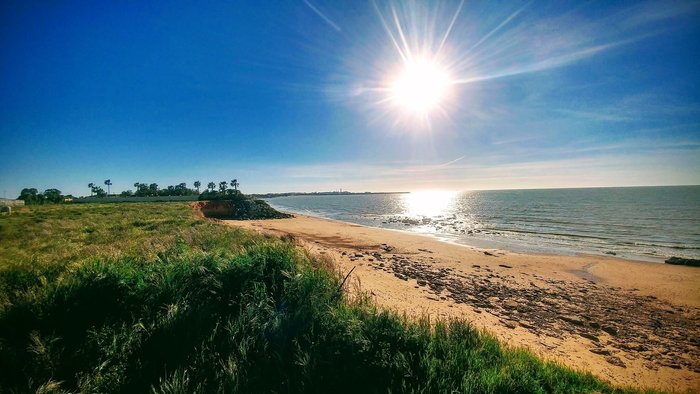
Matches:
[223,213,700,392]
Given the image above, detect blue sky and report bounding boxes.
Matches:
[1,0,699,197]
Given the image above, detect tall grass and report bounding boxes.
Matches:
[0,204,652,393]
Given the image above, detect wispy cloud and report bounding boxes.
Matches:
[445,1,698,85]
[302,0,341,32]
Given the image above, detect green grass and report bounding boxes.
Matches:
[0,203,655,393]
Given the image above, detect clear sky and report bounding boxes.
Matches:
[1,0,699,198]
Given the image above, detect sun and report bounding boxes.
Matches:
[389,58,452,114]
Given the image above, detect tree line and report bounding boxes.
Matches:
[105,179,240,198]
[16,179,242,204]
[17,188,72,204]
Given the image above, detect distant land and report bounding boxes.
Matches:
[251,191,409,198]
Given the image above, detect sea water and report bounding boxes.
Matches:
[264,186,700,262]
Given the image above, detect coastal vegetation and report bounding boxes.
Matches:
[98,179,240,198]
[17,179,244,203]
[17,188,72,204]
[0,203,654,393]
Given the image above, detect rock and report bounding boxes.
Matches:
[559,315,584,326]
[665,257,700,267]
[503,299,519,309]
[498,264,513,269]
[601,325,618,336]
[579,332,599,342]
[501,320,518,329]
[484,251,495,256]
[604,251,617,256]
[605,356,626,368]
[590,348,611,356]
[518,320,534,329]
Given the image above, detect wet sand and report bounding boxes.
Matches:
[222,213,700,392]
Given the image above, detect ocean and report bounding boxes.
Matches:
[264,186,700,262]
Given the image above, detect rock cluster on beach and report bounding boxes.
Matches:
[350,245,700,373]
[665,257,700,267]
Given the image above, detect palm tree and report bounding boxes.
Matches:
[88,183,94,196]
[219,181,228,193]
[207,182,216,192]
[104,179,112,195]
[230,179,239,191]
[194,181,201,193]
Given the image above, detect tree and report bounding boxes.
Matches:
[207,182,216,192]
[93,187,106,198]
[149,183,159,196]
[120,190,134,197]
[230,179,239,191]
[88,183,95,196]
[104,179,112,195]
[194,181,201,193]
[136,183,148,197]
[43,189,63,204]
[219,181,228,193]
[18,188,39,204]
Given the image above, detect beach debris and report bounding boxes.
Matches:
[483,251,495,256]
[336,266,356,296]
[498,264,512,269]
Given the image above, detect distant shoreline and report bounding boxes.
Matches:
[253,191,409,198]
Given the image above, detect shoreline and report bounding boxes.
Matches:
[222,213,700,391]
[266,206,673,264]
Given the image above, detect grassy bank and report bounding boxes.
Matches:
[0,203,651,393]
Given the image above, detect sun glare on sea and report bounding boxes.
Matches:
[402,190,457,218]
[390,58,452,114]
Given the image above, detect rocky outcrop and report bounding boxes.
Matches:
[665,257,700,267]
[195,198,292,220]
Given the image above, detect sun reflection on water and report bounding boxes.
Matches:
[401,190,458,218]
